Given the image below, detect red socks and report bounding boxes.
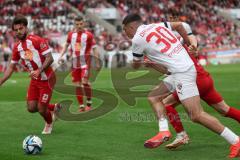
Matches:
[166,104,184,133]
[226,107,240,123]
[76,87,84,105]
[42,109,52,124]
[47,104,55,111]
[83,83,92,101]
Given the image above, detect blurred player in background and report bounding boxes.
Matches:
[58,17,100,112]
[0,15,59,134]
[122,14,240,158]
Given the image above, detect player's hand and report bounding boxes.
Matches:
[188,45,198,55]
[144,57,152,67]
[58,58,65,65]
[30,69,41,79]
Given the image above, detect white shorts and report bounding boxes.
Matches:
[163,66,199,101]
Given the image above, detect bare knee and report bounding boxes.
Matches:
[27,102,38,113]
[189,111,203,123]
[27,107,37,113]
[190,114,201,123]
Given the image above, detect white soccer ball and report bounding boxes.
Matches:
[23,135,42,154]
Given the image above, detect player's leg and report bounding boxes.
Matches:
[27,101,38,113]
[26,80,39,113]
[72,68,84,111]
[164,93,185,134]
[176,67,240,158]
[82,68,92,111]
[38,82,54,134]
[211,101,240,123]
[201,79,240,123]
[181,96,240,157]
[163,93,190,149]
[46,74,61,121]
[144,81,172,148]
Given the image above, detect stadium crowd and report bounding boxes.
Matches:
[0,0,239,71]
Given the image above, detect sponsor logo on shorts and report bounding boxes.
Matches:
[41,94,49,103]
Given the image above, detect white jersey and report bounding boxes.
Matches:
[132,23,193,73]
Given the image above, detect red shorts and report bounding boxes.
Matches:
[172,75,223,105]
[27,75,56,105]
[71,68,90,82]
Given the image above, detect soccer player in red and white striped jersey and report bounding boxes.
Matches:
[0,15,58,134]
[58,17,100,112]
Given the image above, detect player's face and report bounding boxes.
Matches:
[13,24,27,40]
[75,20,85,32]
[123,24,135,39]
[168,15,179,22]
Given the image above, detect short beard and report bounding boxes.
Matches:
[17,33,27,40]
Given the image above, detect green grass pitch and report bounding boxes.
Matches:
[0,64,239,160]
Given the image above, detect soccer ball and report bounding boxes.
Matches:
[22,135,42,154]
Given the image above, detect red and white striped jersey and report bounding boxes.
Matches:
[67,30,96,69]
[11,35,53,81]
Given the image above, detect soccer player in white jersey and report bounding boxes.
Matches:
[0,15,59,134]
[58,17,100,112]
[122,14,240,158]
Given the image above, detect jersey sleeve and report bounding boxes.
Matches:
[132,38,145,61]
[182,22,193,35]
[11,45,20,64]
[33,36,52,56]
[162,22,172,30]
[39,38,52,55]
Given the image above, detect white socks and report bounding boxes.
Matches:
[158,118,169,131]
[220,127,239,145]
[177,131,186,137]
[79,104,84,108]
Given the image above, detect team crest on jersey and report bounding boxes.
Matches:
[75,43,81,51]
[40,42,47,50]
[24,49,33,61]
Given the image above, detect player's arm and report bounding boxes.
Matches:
[0,63,16,86]
[187,34,198,55]
[92,47,101,71]
[170,22,197,53]
[169,22,191,46]
[131,40,145,69]
[144,57,170,74]
[58,42,70,64]
[30,53,54,79]
[132,57,142,69]
[0,45,20,85]
[181,22,198,54]
[40,53,54,73]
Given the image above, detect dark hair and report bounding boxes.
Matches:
[12,15,28,30]
[75,17,84,22]
[122,14,142,25]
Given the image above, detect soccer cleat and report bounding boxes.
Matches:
[79,107,85,112]
[165,132,190,149]
[229,137,240,158]
[41,123,53,134]
[144,131,172,149]
[52,103,62,121]
[85,106,92,111]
